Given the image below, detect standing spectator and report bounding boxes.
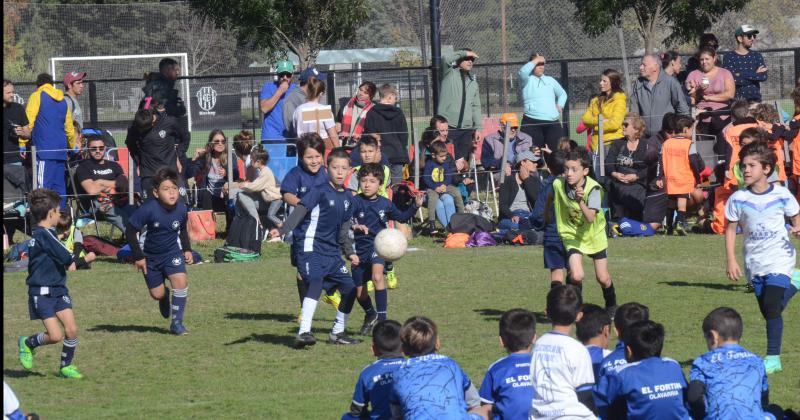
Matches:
[481,113,533,181]
[723,25,768,103]
[141,58,186,119]
[363,84,408,185]
[628,55,689,138]
[581,69,627,171]
[187,129,239,229]
[293,78,339,149]
[337,82,376,148]
[518,54,567,151]
[605,113,649,222]
[686,47,736,157]
[62,71,85,134]
[283,67,325,144]
[660,51,682,78]
[74,136,133,232]
[4,80,32,243]
[438,48,483,165]
[25,73,76,209]
[684,34,720,79]
[260,60,296,144]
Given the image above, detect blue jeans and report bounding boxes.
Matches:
[435,194,456,227]
[498,210,532,233]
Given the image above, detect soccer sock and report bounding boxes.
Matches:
[298,297,319,334]
[676,211,686,225]
[296,278,308,306]
[550,281,563,289]
[666,209,675,230]
[765,316,783,355]
[25,332,46,349]
[602,283,617,308]
[570,281,583,294]
[171,287,188,324]
[357,295,377,317]
[60,337,78,367]
[375,289,388,321]
[331,310,350,335]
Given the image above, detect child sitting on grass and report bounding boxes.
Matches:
[56,211,96,271]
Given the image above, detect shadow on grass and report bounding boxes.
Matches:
[658,281,738,291]
[87,324,170,334]
[678,359,694,368]
[224,332,297,348]
[224,312,296,323]
[474,308,549,324]
[3,369,45,378]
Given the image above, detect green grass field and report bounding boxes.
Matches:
[3,234,799,418]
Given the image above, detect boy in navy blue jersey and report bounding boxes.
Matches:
[126,167,193,335]
[476,308,536,420]
[422,141,462,230]
[272,148,363,348]
[576,303,612,383]
[688,307,783,420]
[343,320,405,420]
[595,320,690,419]
[351,163,423,335]
[531,150,568,288]
[597,302,649,379]
[18,188,84,378]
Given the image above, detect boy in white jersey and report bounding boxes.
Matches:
[725,141,800,374]
[529,285,597,420]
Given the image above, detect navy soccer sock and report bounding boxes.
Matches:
[296,278,308,306]
[60,337,78,367]
[766,317,783,355]
[25,332,46,349]
[172,287,188,324]
[375,289,388,321]
[602,283,617,308]
[676,211,686,224]
[358,295,377,317]
[550,281,563,289]
[570,281,583,294]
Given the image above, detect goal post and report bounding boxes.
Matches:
[50,53,192,131]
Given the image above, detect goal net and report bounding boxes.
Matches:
[50,53,192,132]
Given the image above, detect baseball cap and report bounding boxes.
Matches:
[515,150,540,164]
[63,71,87,87]
[499,112,519,127]
[735,25,759,37]
[299,67,326,84]
[276,60,295,74]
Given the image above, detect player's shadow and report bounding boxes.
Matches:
[87,324,171,334]
[224,312,296,323]
[224,332,297,348]
[658,281,738,291]
[4,369,45,378]
[474,308,549,324]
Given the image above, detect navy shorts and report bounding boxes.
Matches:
[296,252,355,295]
[543,242,567,270]
[566,248,608,260]
[351,251,386,287]
[144,253,186,289]
[28,294,73,320]
[290,243,299,267]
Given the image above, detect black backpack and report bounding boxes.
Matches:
[447,213,494,234]
[224,209,264,255]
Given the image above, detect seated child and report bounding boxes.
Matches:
[688,307,782,420]
[423,141,462,231]
[531,150,568,287]
[530,285,597,420]
[228,147,283,229]
[343,320,405,420]
[56,212,96,271]
[477,308,536,420]
[390,316,484,420]
[595,320,690,419]
[576,303,611,382]
[598,302,650,379]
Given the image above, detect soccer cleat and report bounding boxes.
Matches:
[360,313,379,336]
[294,332,317,349]
[606,305,618,323]
[328,332,363,345]
[321,291,341,310]
[366,280,374,292]
[170,322,188,336]
[764,355,782,374]
[159,287,171,319]
[791,269,800,290]
[59,364,84,379]
[18,336,33,370]
[386,269,398,289]
[675,222,687,236]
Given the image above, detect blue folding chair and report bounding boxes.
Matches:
[263,143,298,183]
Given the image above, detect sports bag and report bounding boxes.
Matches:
[466,231,497,247]
[214,246,260,263]
[83,235,121,256]
[464,199,493,221]
[447,213,494,234]
[188,210,216,242]
[616,217,655,237]
[503,229,545,245]
[443,232,470,248]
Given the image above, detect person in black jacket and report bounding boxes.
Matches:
[363,84,409,185]
[497,150,542,232]
[605,113,650,222]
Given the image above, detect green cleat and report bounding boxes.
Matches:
[386,269,398,289]
[59,364,84,379]
[764,355,782,374]
[18,336,33,370]
[321,290,341,310]
[791,269,800,290]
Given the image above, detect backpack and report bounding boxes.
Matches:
[214,246,260,263]
[464,199,494,222]
[503,229,545,245]
[447,213,494,234]
[443,233,470,248]
[225,208,264,254]
[466,231,497,247]
[83,235,121,256]
[392,180,420,212]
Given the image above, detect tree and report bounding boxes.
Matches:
[569,0,751,54]
[168,11,238,76]
[191,0,370,68]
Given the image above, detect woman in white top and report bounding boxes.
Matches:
[292,78,340,149]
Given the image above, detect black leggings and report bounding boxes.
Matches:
[520,115,563,151]
[198,189,232,232]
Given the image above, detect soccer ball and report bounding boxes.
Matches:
[374,228,408,262]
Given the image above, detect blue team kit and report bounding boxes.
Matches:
[127,199,189,289]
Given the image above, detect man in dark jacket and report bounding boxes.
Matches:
[497,150,541,232]
[141,58,186,119]
[364,84,409,185]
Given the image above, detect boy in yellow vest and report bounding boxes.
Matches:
[56,212,96,271]
[546,148,617,318]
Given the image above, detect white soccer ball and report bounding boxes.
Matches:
[374,228,408,262]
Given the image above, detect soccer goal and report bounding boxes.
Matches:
[50,53,192,131]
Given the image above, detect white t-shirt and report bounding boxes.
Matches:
[4,382,21,419]
[529,331,597,420]
[293,102,335,139]
[725,184,799,280]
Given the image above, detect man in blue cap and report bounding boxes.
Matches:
[260,59,297,144]
[283,67,326,142]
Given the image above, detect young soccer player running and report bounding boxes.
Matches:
[476,308,536,420]
[271,148,362,348]
[688,307,783,419]
[725,141,800,374]
[126,167,193,335]
[351,163,423,335]
[546,148,618,317]
[18,188,84,378]
[343,320,405,420]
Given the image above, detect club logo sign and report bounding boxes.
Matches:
[196,86,217,116]
[12,93,24,105]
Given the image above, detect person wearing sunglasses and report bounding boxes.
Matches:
[437,48,483,167]
[74,136,133,231]
[188,129,240,230]
[260,59,297,144]
[723,24,767,103]
[518,53,568,152]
